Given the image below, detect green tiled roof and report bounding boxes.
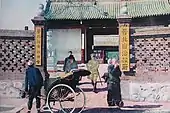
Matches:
[45,0,170,20]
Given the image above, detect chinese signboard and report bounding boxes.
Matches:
[94,35,119,46]
[119,24,130,71]
[35,26,42,66]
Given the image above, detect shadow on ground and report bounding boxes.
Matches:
[123,104,162,109]
[80,108,146,113]
[43,106,163,113]
[74,104,162,113]
[42,104,163,113]
[80,87,107,93]
[43,108,146,113]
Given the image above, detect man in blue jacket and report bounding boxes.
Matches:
[25,60,43,113]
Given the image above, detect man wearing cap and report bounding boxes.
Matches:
[25,60,43,113]
[87,54,99,93]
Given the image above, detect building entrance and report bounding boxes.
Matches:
[93,46,119,64]
[86,27,119,63]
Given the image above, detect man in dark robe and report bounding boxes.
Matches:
[106,59,123,107]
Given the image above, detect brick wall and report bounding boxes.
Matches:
[129,27,170,82]
[0,30,34,80]
[0,27,170,81]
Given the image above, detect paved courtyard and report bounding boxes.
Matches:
[17,76,170,113]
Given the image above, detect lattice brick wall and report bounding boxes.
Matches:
[134,36,170,73]
[0,38,35,80]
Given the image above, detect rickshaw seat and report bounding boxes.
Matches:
[58,72,73,79]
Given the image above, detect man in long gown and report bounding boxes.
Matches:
[107,59,123,107]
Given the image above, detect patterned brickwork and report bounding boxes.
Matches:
[0,28,170,81]
[133,35,170,76]
[0,30,34,80]
[0,38,35,80]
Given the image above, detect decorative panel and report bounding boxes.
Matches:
[134,36,170,74]
[0,38,34,80]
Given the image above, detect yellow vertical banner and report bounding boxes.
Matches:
[35,26,42,66]
[119,24,130,71]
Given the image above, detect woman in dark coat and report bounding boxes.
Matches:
[106,59,123,107]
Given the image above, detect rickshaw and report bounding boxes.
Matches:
[43,69,91,113]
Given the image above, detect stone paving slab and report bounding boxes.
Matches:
[19,106,170,113]
[0,97,27,113]
[18,77,170,113]
[1,74,170,113]
[0,106,15,113]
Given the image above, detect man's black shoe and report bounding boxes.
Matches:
[93,89,98,93]
[37,110,41,113]
[108,102,115,106]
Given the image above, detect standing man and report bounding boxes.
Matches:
[25,60,44,113]
[87,53,99,93]
[63,51,73,72]
[106,59,123,107]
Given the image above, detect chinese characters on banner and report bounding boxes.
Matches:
[119,24,130,71]
[35,27,42,66]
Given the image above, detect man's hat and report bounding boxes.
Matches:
[69,55,74,59]
[27,60,33,66]
[68,51,72,54]
[90,53,95,58]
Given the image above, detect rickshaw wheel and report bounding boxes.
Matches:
[46,84,76,113]
[73,86,86,113]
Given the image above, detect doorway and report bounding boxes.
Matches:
[86,27,118,63]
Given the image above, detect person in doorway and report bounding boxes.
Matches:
[87,53,99,93]
[25,60,44,113]
[64,55,79,88]
[63,51,74,72]
[106,58,123,107]
[65,55,78,73]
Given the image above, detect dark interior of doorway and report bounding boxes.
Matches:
[93,46,119,63]
[86,27,118,63]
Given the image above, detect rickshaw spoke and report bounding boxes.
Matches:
[76,92,81,96]
[47,84,76,113]
[60,86,69,98]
